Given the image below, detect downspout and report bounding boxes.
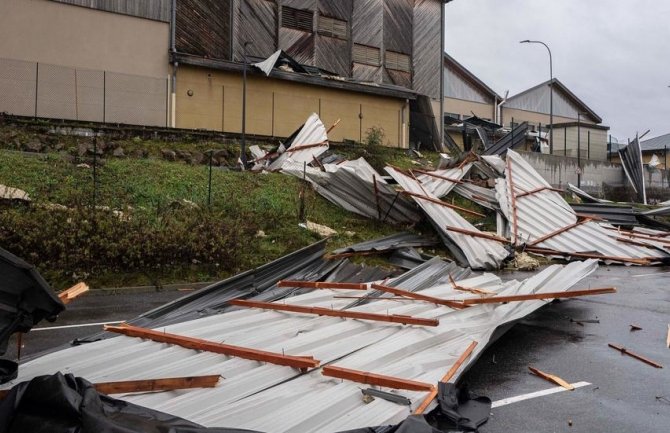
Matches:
[170,0,178,128]
[439,2,445,151]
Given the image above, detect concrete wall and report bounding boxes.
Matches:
[443,97,495,121]
[0,0,169,78]
[518,151,624,193]
[176,65,409,147]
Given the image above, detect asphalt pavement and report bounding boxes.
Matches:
[3,266,669,432]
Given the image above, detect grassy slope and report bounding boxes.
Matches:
[0,150,419,288]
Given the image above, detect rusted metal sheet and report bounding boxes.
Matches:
[235,0,277,60]
[412,0,441,99]
[177,0,232,59]
[49,0,171,22]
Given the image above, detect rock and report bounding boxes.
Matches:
[161,149,177,161]
[301,221,337,237]
[95,137,107,152]
[169,199,199,210]
[24,138,42,153]
[112,147,125,158]
[175,150,192,161]
[77,142,89,157]
[191,151,204,165]
[344,231,356,237]
[511,252,540,271]
[0,185,31,202]
[255,230,267,238]
[76,163,91,169]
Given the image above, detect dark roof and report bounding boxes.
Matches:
[173,52,417,100]
[640,133,670,152]
[443,53,501,101]
[507,78,602,124]
[549,121,610,131]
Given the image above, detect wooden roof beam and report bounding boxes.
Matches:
[322,365,435,392]
[104,324,320,370]
[277,280,368,290]
[458,287,616,305]
[370,284,467,310]
[228,299,439,327]
[414,341,479,414]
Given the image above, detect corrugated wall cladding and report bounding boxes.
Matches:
[176,0,231,59]
[49,0,171,22]
[235,0,277,60]
[412,0,441,99]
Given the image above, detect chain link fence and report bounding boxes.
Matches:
[0,57,168,126]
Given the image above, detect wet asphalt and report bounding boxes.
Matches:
[3,266,669,432]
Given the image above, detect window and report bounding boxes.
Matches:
[318,16,347,39]
[282,6,313,32]
[353,44,381,66]
[385,51,411,72]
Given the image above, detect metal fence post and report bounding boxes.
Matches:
[34,63,39,118]
[207,151,213,207]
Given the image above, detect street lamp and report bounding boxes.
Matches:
[241,41,253,168]
[520,40,553,154]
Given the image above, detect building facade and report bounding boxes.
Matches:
[0,0,451,148]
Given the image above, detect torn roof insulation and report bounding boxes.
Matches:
[4,259,599,433]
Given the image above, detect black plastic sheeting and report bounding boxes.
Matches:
[74,240,394,345]
[0,248,64,356]
[0,373,488,433]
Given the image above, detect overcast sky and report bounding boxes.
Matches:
[444,0,670,143]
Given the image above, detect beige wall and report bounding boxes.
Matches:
[176,66,410,147]
[0,0,169,78]
[500,107,593,129]
[444,97,495,121]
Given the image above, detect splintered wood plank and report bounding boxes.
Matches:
[58,282,89,304]
[104,324,320,370]
[322,366,434,391]
[228,299,439,327]
[0,375,221,399]
[95,375,221,395]
[459,287,616,305]
[414,341,479,415]
[608,343,663,369]
[529,366,574,390]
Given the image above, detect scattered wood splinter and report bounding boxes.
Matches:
[58,282,89,304]
[608,343,663,369]
[528,366,574,390]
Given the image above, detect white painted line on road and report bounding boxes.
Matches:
[31,321,125,331]
[491,381,591,408]
[631,271,670,278]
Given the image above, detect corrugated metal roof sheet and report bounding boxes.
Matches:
[618,137,646,204]
[496,150,668,264]
[385,167,510,270]
[6,259,599,432]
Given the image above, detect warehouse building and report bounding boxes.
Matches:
[0,0,452,148]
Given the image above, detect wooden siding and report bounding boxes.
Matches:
[49,0,171,22]
[235,0,277,60]
[278,1,316,65]
[412,0,441,99]
[176,0,231,59]
[352,0,383,82]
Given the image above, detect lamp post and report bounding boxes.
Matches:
[241,41,252,168]
[577,112,582,188]
[520,40,553,154]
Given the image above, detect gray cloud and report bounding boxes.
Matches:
[444,0,670,143]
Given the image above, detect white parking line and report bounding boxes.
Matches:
[491,381,591,408]
[31,321,124,331]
